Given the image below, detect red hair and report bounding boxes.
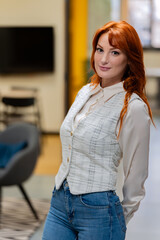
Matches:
[90,21,154,137]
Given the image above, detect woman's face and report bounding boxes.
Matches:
[94,32,128,88]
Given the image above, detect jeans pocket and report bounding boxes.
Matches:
[79,191,109,209]
[115,201,127,232]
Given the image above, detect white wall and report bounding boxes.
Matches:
[0,0,65,132]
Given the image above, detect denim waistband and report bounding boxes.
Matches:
[62,179,116,196]
[62,179,69,190]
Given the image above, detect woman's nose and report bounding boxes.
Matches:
[101,53,109,65]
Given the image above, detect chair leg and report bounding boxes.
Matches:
[18,184,39,220]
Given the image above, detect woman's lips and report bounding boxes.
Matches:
[99,66,111,71]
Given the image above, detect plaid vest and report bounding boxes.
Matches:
[55,84,137,194]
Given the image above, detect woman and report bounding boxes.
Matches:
[42,21,154,240]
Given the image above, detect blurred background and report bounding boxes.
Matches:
[0,0,159,239]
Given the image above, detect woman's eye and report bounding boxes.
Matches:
[111,51,119,55]
[96,47,103,53]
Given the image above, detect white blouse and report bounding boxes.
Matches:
[74,81,150,224]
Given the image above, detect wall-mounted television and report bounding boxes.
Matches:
[0,26,54,74]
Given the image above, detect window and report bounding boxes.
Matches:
[128,0,160,48]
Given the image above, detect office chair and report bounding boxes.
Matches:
[0,122,40,219]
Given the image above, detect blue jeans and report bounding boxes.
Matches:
[42,180,126,240]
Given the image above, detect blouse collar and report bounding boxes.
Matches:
[91,81,125,103]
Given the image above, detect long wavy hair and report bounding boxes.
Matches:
[90,21,154,137]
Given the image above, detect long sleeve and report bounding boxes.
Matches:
[118,98,151,225]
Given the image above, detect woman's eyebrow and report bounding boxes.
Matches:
[97,43,103,48]
[97,43,119,50]
[110,47,119,50]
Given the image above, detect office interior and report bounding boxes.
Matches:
[0,0,160,239]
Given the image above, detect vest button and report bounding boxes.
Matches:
[67,157,69,163]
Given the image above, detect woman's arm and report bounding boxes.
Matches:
[118,98,151,225]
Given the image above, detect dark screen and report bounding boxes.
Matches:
[0,27,54,74]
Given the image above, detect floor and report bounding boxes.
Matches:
[3,115,160,240]
[34,134,62,175]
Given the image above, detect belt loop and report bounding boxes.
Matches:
[63,179,69,189]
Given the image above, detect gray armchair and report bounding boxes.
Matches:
[0,122,40,219]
